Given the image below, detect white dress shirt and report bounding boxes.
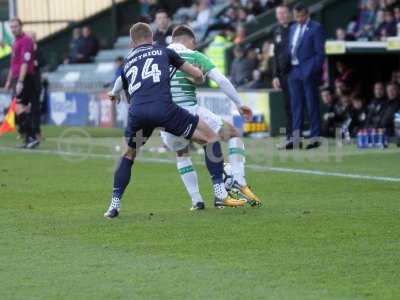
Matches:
[291,22,308,66]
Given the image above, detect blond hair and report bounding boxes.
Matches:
[130,22,153,44]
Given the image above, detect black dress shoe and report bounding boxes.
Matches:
[278,141,303,150]
[306,141,321,150]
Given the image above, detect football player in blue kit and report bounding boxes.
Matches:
[104,23,247,219]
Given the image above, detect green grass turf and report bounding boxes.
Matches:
[0,126,399,299]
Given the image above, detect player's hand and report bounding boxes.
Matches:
[239,105,253,122]
[16,81,24,95]
[272,77,281,90]
[108,91,120,103]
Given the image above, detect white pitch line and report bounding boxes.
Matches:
[1,146,400,183]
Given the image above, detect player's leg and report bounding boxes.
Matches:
[104,116,153,219]
[165,104,246,208]
[176,147,205,210]
[160,131,204,210]
[104,144,136,219]
[191,119,246,208]
[219,121,261,206]
[197,106,261,206]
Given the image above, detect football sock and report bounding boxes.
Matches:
[203,141,228,199]
[109,156,134,210]
[177,156,203,206]
[228,137,247,186]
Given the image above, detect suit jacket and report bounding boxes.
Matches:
[288,19,326,79]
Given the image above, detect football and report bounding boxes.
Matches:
[223,163,235,190]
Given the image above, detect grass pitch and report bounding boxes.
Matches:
[0,126,399,300]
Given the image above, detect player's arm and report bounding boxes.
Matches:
[179,62,204,85]
[108,76,123,101]
[207,68,253,121]
[108,75,130,103]
[166,48,204,85]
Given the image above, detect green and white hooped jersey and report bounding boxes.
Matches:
[168,43,215,107]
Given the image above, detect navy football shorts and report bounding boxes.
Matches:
[125,102,199,149]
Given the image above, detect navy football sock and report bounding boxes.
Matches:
[111,156,134,206]
[203,141,224,184]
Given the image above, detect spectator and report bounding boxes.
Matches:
[234,24,247,45]
[230,45,247,86]
[288,3,326,149]
[391,69,400,86]
[374,9,385,32]
[377,82,400,135]
[190,0,211,40]
[322,88,351,137]
[349,94,367,135]
[237,7,250,23]
[335,60,360,93]
[365,82,387,129]
[65,28,83,64]
[336,27,355,41]
[321,87,338,137]
[394,6,400,23]
[375,9,397,39]
[258,40,272,83]
[78,26,99,63]
[334,79,346,98]
[244,69,267,89]
[230,45,258,86]
[153,9,174,46]
[356,0,378,40]
[245,0,263,16]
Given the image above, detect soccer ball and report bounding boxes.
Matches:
[223,163,235,190]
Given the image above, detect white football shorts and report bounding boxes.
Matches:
[161,105,223,152]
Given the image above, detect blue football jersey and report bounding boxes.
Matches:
[121,44,184,105]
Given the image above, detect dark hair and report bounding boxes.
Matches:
[321,86,333,94]
[155,8,169,18]
[172,25,196,40]
[115,56,124,62]
[341,88,352,97]
[293,3,308,13]
[10,17,23,26]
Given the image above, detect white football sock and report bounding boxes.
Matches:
[213,182,228,199]
[177,156,203,206]
[228,137,247,186]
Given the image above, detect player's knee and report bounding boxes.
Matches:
[205,130,219,144]
[123,147,136,160]
[219,122,240,141]
[176,146,190,157]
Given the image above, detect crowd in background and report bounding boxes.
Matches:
[64,26,99,64]
[325,0,400,141]
[321,64,400,140]
[335,0,400,41]
[138,1,285,89]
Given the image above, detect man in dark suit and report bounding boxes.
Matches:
[288,3,326,149]
[271,5,293,148]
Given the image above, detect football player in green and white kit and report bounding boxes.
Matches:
[162,25,261,210]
